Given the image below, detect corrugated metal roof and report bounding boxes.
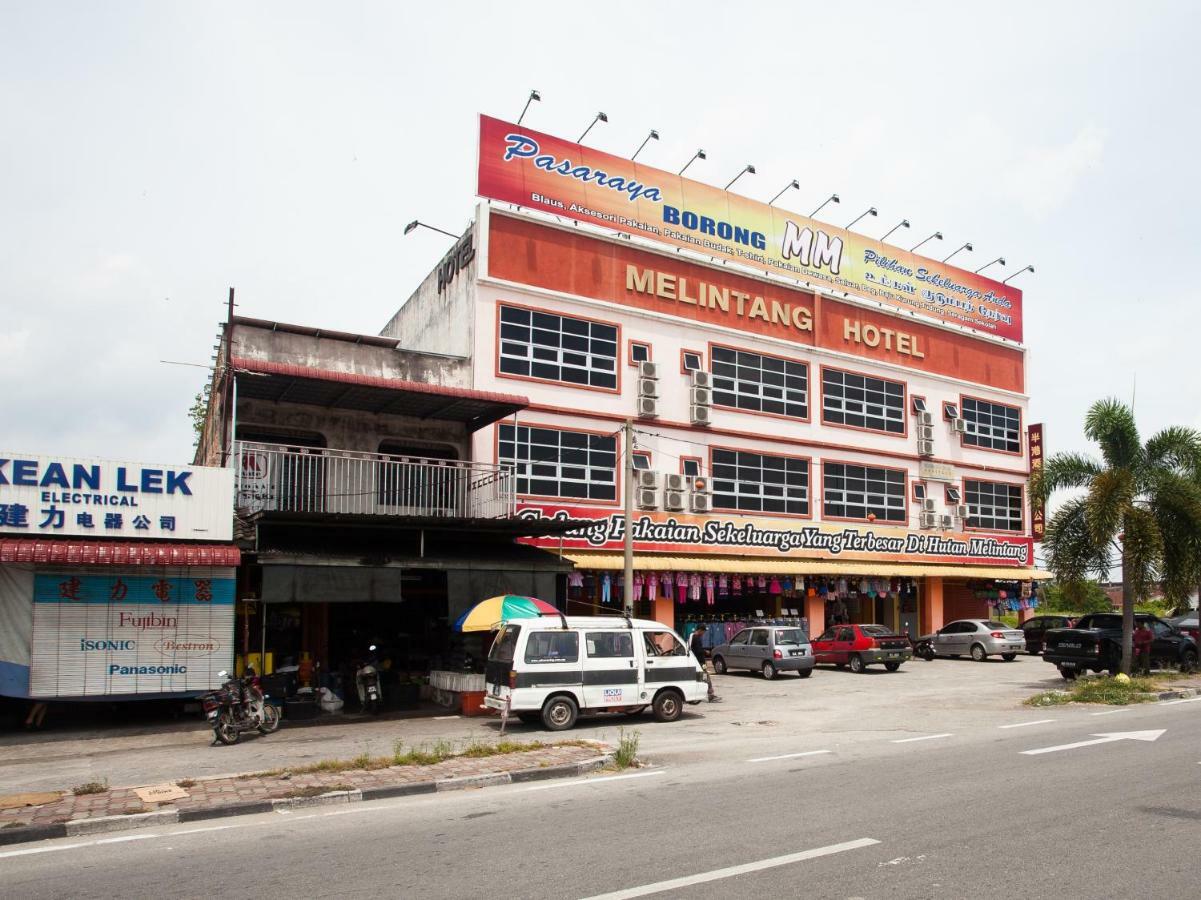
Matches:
[561,552,1052,580]
[0,540,241,568]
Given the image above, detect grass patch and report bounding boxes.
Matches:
[176,779,196,789]
[71,779,109,796]
[283,783,353,799]
[1027,674,1161,707]
[391,739,455,767]
[1024,690,1073,708]
[613,728,641,769]
[459,739,545,759]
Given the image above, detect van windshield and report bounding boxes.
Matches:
[489,625,521,663]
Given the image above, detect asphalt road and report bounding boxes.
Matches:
[3,692,1199,899]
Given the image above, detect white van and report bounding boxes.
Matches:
[483,615,707,730]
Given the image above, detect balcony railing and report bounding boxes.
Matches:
[234,441,515,520]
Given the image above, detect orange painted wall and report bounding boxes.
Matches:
[943,580,989,622]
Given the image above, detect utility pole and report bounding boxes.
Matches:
[623,418,635,614]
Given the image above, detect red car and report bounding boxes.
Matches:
[811,624,913,673]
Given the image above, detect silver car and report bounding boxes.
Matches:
[710,626,816,680]
[919,619,1026,661]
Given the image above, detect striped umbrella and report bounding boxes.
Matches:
[454,595,560,632]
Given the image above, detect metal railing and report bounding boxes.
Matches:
[234,441,516,520]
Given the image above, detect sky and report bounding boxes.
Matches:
[2,1,1199,471]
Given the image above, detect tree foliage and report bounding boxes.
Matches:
[189,391,208,449]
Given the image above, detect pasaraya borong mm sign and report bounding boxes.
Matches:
[0,453,233,541]
[476,115,1023,343]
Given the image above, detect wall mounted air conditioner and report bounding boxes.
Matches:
[665,473,687,493]
[916,425,934,441]
[691,405,712,426]
[637,488,659,510]
[691,370,713,389]
[951,418,967,433]
[917,439,935,457]
[638,377,660,398]
[664,489,686,511]
[955,504,970,519]
[920,511,939,529]
[918,410,934,427]
[690,476,711,494]
[637,396,659,418]
[638,360,660,380]
[921,497,937,513]
[940,514,955,529]
[690,387,712,407]
[637,470,660,489]
[690,493,712,513]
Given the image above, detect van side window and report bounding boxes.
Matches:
[586,632,634,658]
[524,631,579,664]
[644,632,687,657]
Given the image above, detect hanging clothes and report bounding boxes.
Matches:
[646,572,658,602]
[704,574,716,605]
[601,573,612,605]
[676,572,688,604]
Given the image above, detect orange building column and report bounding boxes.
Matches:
[1017,606,1034,625]
[922,577,945,634]
[805,594,826,638]
[654,595,675,630]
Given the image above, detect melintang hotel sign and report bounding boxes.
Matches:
[477,115,1023,343]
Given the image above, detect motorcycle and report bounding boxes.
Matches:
[913,637,936,661]
[356,646,382,714]
[201,670,281,745]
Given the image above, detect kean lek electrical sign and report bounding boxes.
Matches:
[0,453,233,541]
[29,571,235,697]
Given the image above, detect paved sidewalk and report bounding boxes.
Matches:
[0,741,607,830]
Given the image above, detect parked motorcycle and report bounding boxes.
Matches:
[202,670,281,745]
[356,646,382,714]
[913,638,936,661]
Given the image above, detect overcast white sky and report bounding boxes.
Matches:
[2,1,1198,468]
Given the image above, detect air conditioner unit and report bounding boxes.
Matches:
[951,418,967,433]
[921,497,937,513]
[665,473,687,492]
[690,476,710,494]
[637,488,659,510]
[940,514,954,530]
[637,470,660,489]
[955,504,970,519]
[637,396,659,418]
[917,439,935,457]
[691,405,712,426]
[690,386,712,407]
[638,377,660,398]
[690,493,712,513]
[918,410,934,427]
[916,425,934,441]
[664,489,686,511]
[691,370,713,389]
[920,511,939,529]
[638,360,659,380]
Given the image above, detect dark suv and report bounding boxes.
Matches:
[1020,615,1076,655]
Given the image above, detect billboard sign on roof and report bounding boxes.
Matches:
[477,115,1023,343]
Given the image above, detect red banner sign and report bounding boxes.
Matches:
[1029,423,1046,541]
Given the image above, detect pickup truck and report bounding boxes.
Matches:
[1043,613,1198,679]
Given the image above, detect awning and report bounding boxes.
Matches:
[561,552,1053,581]
[0,539,241,568]
[231,356,527,431]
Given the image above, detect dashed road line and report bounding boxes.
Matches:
[891,733,953,744]
[520,770,667,792]
[999,719,1055,729]
[747,750,832,763]
[1090,708,1132,716]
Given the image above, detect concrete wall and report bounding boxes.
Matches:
[379,218,478,360]
[447,569,558,625]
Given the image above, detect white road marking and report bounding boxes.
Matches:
[95,834,157,845]
[1161,696,1201,705]
[1022,729,1165,756]
[578,837,881,899]
[172,824,241,836]
[891,733,953,744]
[0,842,90,860]
[747,750,832,763]
[1090,708,1132,716]
[433,715,460,720]
[999,719,1056,729]
[521,770,667,792]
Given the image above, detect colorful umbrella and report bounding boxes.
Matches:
[454,595,560,632]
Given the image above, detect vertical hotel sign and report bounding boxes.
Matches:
[476,115,1024,342]
[1029,423,1046,541]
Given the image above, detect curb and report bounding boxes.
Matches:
[0,754,614,848]
[1155,687,1200,701]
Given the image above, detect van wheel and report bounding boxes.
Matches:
[541,695,578,731]
[652,690,683,722]
[848,654,865,674]
[970,644,988,662]
[515,713,540,726]
[712,656,727,675]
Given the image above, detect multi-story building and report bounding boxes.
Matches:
[383,115,1047,641]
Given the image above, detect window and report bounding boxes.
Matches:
[823,462,906,522]
[629,341,651,366]
[815,629,836,643]
[710,346,808,419]
[498,305,618,390]
[681,350,703,373]
[946,486,962,503]
[943,402,960,419]
[750,630,769,646]
[645,631,687,656]
[498,424,617,501]
[1151,620,1172,638]
[962,396,1021,453]
[524,631,579,664]
[488,624,521,663]
[586,632,634,658]
[912,483,927,502]
[837,627,855,642]
[911,396,927,413]
[632,452,651,471]
[821,368,905,434]
[965,478,1023,531]
[730,630,750,645]
[681,457,701,478]
[712,448,809,515]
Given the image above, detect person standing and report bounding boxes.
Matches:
[689,624,720,702]
[1132,620,1154,675]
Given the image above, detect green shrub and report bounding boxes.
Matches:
[614,728,641,769]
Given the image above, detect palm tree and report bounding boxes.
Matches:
[1030,398,1201,674]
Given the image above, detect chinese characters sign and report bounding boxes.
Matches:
[29,571,235,697]
[0,454,232,541]
[1028,423,1046,541]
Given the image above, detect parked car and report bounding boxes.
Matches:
[1043,613,1198,679]
[711,626,815,680]
[1019,615,1077,655]
[810,624,912,673]
[915,620,1025,662]
[1168,613,1199,643]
